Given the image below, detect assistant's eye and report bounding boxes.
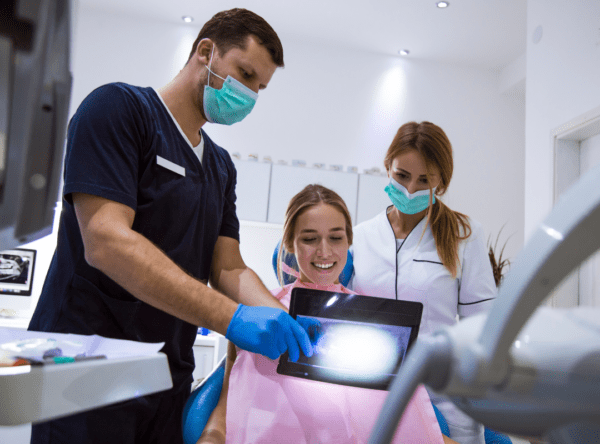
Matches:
[419,177,429,184]
[241,69,252,79]
[396,172,408,180]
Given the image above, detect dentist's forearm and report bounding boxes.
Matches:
[211,266,287,311]
[88,227,238,334]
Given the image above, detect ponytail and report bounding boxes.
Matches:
[428,200,471,278]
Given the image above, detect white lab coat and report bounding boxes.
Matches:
[349,209,496,336]
[349,208,497,444]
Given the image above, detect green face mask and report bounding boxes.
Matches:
[385,178,436,215]
[203,47,258,125]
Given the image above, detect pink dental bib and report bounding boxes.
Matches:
[225,280,444,444]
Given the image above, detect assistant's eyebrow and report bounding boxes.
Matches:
[394,168,428,178]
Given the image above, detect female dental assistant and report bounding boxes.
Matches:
[349,121,497,444]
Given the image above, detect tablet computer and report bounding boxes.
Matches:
[277,288,423,390]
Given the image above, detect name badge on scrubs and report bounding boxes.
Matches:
[157,155,186,177]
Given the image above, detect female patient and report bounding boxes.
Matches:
[197,184,455,444]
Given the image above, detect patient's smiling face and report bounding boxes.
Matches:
[292,203,349,286]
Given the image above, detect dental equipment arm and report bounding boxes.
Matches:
[369,162,600,444]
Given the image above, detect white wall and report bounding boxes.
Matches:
[69,2,525,261]
[525,0,600,239]
[10,2,525,313]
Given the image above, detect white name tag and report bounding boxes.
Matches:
[157,155,185,177]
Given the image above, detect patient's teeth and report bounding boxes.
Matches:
[314,263,334,269]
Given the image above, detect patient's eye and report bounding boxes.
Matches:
[301,237,317,243]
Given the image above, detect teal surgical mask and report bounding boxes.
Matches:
[203,47,258,125]
[385,178,436,215]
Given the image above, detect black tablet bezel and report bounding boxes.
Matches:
[276,287,423,391]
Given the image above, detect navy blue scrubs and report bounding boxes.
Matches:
[29,83,240,443]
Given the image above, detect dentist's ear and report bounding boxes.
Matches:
[195,38,215,66]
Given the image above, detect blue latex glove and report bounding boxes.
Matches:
[296,317,323,347]
[226,305,314,361]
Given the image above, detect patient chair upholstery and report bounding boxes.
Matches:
[180,241,512,444]
[182,356,226,444]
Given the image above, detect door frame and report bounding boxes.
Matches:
[550,105,600,307]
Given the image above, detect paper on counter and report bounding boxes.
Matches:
[0,328,164,360]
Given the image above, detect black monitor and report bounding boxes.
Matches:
[0,0,72,250]
[277,288,423,391]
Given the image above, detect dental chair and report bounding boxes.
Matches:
[182,356,226,444]
[272,241,511,444]
[180,243,353,444]
[181,241,511,444]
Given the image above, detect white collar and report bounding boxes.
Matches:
[153,88,204,163]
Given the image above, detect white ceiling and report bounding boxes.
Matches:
[79,0,527,71]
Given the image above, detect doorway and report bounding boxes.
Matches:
[551,107,600,308]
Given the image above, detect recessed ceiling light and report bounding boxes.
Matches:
[436,1,450,8]
[182,16,194,23]
[398,49,410,56]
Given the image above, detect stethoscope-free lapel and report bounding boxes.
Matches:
[385,206,426,300]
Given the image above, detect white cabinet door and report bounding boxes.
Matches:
[232,159,271,222]
[192,345,214,384]
[267,165,358,224]
[356,174,390,225]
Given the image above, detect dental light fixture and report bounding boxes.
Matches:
[436,1,449,8]
[398,49,410,56]
[182,16,193,23]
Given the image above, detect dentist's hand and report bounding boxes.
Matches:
[225,305,314,361]
[296,317,324,346]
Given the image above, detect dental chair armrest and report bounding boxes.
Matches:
[182,356,227,444]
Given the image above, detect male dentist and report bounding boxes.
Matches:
[29,8,312,444]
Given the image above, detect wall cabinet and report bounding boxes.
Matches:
[191,334,228,387]
[356,174,391,225]
[267,164,359,224]
[231,159,272,223]
[232,159,390,225]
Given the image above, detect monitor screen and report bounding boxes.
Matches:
[0,249,36,296]
[277,288,423,390]
[0,0,71,251]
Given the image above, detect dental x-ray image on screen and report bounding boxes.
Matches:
[277,288,423,390]
[0,248,36,296]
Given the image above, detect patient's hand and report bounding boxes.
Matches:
[196,428,226,444]
[442,435,460,444]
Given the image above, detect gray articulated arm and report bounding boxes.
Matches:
[475,162,600,386]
